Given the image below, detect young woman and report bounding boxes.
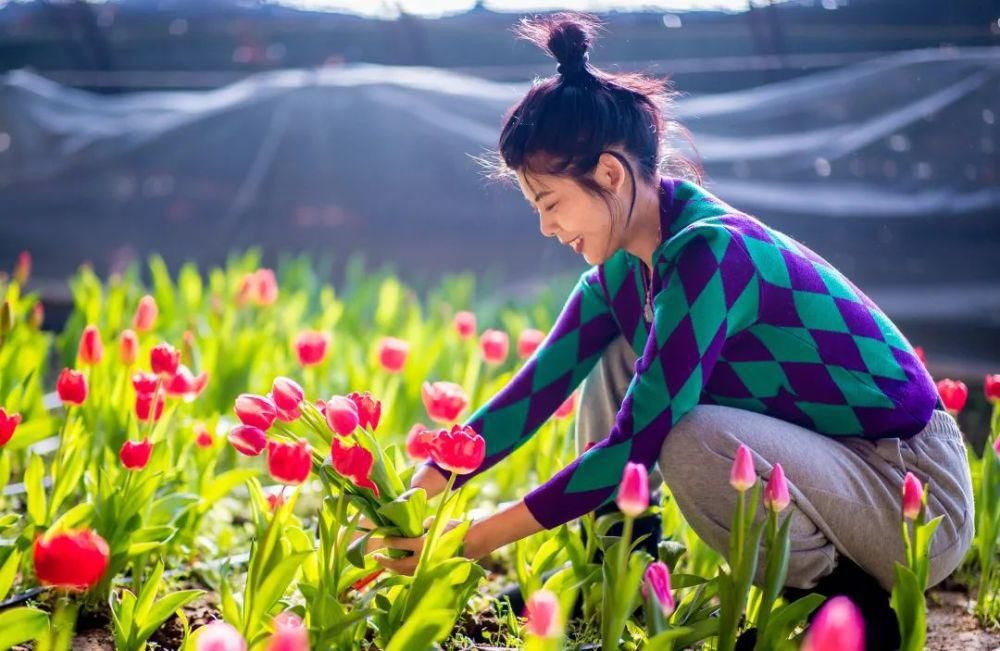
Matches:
[373,12,974,649]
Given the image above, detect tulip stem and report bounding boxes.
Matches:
[414,471,457,581]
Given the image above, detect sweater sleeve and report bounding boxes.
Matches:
[423,266,621,488]
[522,224,761,529]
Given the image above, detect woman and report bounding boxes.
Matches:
[373,12,974,650]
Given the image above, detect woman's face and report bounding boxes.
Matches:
[515,153,629,266]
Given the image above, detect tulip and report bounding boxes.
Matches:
[272,396,301,423]
[135,391,165,423]
[14,250,31,285]
[271,377,304,412]
[150,342,180,377]
[119,329,138,366]
[378,336,409,373]
[902,471,923,520]
[267,493,285,511]
[165,365,209,401]
[265,612,308,651]
[642,561,676,617]
[325,395,359,436]
[729,443,756,492]
[56,368,88,405]
[194,424,213,449]
[517,328,546,359]
[228,425,268,457]
[913,345,926,367]
[801,595,865,651]
[763,463,790,512]
[254,269,279,306]
[985,374,1000,404]
[29,302,44,330]
[421,380,469,424]
[554,392,576,420]
[195,621,247,651]
[405,423,435,462]
[267,439,312,485]
[936,378,968,415]
[234,393,277,430]
[330,437,379,496]
[429,424,486,475]
[294,330,329,367]
[133,295,158,332]
[0,408,22,447]
[480,328,509,364]
[615,461,649,517]
[120,438,153,470]
[132,371,159,394]
[523,589,561,638]
[78,324,104,365]
[453,310,476,339]
[33,528,110,590]
[347,390,381,432]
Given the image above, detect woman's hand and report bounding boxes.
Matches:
[373,516,465,576]
[409,462,449,500]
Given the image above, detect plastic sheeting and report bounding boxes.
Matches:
[0,47,997,367]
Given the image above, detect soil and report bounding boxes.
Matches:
[926,589,1000,651]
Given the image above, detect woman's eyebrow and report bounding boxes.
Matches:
[534,189,554,202]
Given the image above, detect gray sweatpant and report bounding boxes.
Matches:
[575,334,976,591]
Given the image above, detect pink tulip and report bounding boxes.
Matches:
[480,328,509,364]
[405,423,435,462]
[517,328,546,359]
[150,342,180,377]
[0,408,23,447]
[294,330,329,367]
[14,250,31,285]
[802,595,865,651]
[429,424,486,475]
[763,463,790,512]
[196,621,247,651]
[523,589,561,638]
[234,393,277,430]
[330,437,379,496]
[119,329,138,366]
[132,371,159,394]
[133,295,158,332]
[378,336,409,373]
[642,561,675,617]
[985,374,1000,404]
[120,438,153,470]
[266,439,312,485]
[347,391,381,432]
[729,443,756,492]
[164,365,209,401]
[936,379,968,414]
[135,391,165,423]
[615,461,649,518]
[325,395,360,436]
[228,425,267,457]
[271,395,301,423]
[194,424,214,449]
[78,325,104,366]
[271,377,304,412]
[56,368,88,406]
[421,381,469,424]
[902,471,923,520]
[453,311,476,339]
[265,612,308,651]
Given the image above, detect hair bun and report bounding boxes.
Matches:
[515,12,602,83]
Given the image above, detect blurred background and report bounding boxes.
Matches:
[0,0,997,380]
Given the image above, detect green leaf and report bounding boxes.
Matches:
[760,594,825,649]
[201,470,257,510]
[0,607,50,650]
[347,528,377,569]
[134,560,166,623]
[0,549,22,601]
[136,590,203,643]
[376,488,427,539]
[384,608,454,651]
[24,453,46,526]
[891,563,926,651]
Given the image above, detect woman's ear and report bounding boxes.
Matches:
[595,151,627,195]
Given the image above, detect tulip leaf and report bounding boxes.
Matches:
[0,548,22,602]
[759,593,825,649]
[891,563,926,651]
[376,488,427,539]
[47,502,94,534]
[384,608,454,651]
[200,469,257,511]
[347,528,378,569]
[135,560,166,623]
[24,453,46,526]
[136,590,203,643]
[0,607,49,649]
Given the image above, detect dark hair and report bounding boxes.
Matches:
[479,11,703,255]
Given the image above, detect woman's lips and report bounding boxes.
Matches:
[569,235,584,253]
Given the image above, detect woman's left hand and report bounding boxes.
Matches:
[373,516,465,576]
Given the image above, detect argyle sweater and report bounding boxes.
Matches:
[425,176,941,530]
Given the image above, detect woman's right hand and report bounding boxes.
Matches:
[408,462,449,500]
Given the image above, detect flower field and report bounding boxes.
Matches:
[0,250,998,650]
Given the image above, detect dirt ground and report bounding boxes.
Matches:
[926,589,1000,651]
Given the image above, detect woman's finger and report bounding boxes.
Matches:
[374,553,418,576]
[382,536,423,552]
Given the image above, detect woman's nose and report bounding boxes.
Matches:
[538,215,558,239]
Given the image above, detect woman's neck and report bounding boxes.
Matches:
[621,174,664,274]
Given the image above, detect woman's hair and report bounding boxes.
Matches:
[479,11,703,246]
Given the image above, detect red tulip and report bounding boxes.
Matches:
[517,328,546,359]
[523,589,561,638]
[132,371,159,394]
[0,407,22,447]
[322,395,358,436]
[453,311,476,340]
[150,342,180,377]
[165,365,209,401]
[33,528,109,590]
[902,471,923,520]
[271,377,304,412]
[265,612,308,651]
[936,378,968,414]
[234,393,277,430]
[133,295,158,332]
[763,463,790,512]
[378,336,409,373]
[642,561,675,617]
[228,425,267,457]
[14,250,31,285]
[554,392,576,420]
[78,324,104,366]
[195,621,247,651]
[985,374,1000,404]
[480,328,509,364]
[294,330,329,367]
[120,438,153,470]
[405,423,435,462]
[267,493,285,511]
[330,437,379,496]
[194,424,214,449]
[119,329,138,366]
[429,424,486,475]
[135,391,165,423]
[56,368,88,406]
[267,439,312,485]
[802,595,865,651]
[271,395,301,423]
[616,461,649,517]
[347,391,381,432]
[729,443,756,492]
[421,381,469,424]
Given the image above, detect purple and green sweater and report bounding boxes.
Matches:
[426,176,941,530]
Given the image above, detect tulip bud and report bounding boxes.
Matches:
[936,378,968,415]
[29,302,44,330]
[150,342,180,376]
[378,336,409,373]
[763,463,790,512]
[0,301,12,336]
[294,330,329,367]
[119,329,138,366]
[56,368,88,406]
[325,395,359,436]
[615,461,649,518]
[133,295,158,332]
[642,561,675,618]
[120,438,153,470]
[985,374,1000,405]
[271,377,304,412]
[517,328,546,359]
[453,311,476,340]
[421,380,469,425]
[78,325,104,366]
[523,589,561,638]
[228,425,268,457]
[347,390,381,432]
[194,423,214,449]
[0,408,23,448]
[234,393,277,430]
[729,444,756,492]
[14,250,31,285]
[902,471,923,520]
[265,612,308,651]
[33,528,110,591]
[254,269,279,306]
[480,329,509,365]
[195,621,247,651]
[801,595,865,651]
[267,439,312,485]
